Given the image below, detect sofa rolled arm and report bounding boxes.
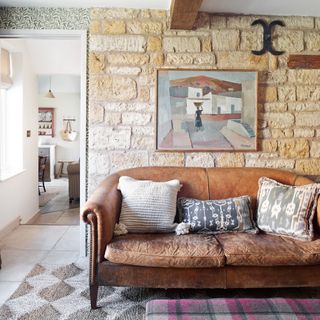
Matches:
[82,173,121,262]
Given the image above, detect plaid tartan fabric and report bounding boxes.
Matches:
[146,298,320,320]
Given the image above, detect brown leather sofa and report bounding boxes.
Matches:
[82,167,320,309]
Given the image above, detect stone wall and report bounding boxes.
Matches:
[88,8,320,193]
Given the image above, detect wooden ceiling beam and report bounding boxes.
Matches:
[170,0,203,30]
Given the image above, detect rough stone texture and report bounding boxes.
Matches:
[147,36,162,51]
[288,102,320,112]
[262,140,278,153]
[131,135,155,150]
[106,66,141,75]
[102,20,126,34]
[210,15,227,28]
[281,16,314,29]
[278,86,296,102]
[264,102,287,112]
[185,153,215,167]
[271,129,293,138]
[263,112,295,129]
[89,52,106,74]
[288,70,320,85]
[296,159,320,175]
[89,151,110,175]
[278,139,309,159]
[122,112,151,125]
[87,9,320,189]
[294,128,315,138]
[90,76,137,101]
[240,30,263,51]
[273,30,304,53]
[110,151,149,172]
[106,53,149,65]
[149,153,184,166]
[163,37,201,53]
[305,32,320,51]
[310,141,320,158]
[90,35,146,52]
[105,112,121,126]
[127,21,162,34]
[217,51,269,70]
[297,86,320,101]
[215,153,245,167]
[212,30,240,50]
[89,103,104,124]
[259,85,278,103]
[201,37,212,52]
[296,112,320,127]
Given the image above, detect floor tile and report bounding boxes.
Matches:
[52,226,80,251]
[55,212,79,225]
[0,282,21,305]
[1,225,68,250]
[41,250,80,265]
[32,211,64,225]
[0,249,48,281]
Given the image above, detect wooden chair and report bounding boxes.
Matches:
[38,155,48,195]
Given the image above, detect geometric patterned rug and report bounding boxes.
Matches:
[1,263,320,320]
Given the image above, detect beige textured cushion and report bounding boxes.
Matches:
[118,176,181,233]
[105,234,225,268]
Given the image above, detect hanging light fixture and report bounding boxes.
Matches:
[45,76,55,98]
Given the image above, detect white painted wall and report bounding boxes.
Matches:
[38,76,80,169]
[0,40,38,232]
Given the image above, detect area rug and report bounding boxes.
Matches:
[1,263,320,320]
[146,298,320,320]
[39,188,60,207]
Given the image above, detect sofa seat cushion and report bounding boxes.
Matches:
[216,233,320,266]
[105,234,225,268]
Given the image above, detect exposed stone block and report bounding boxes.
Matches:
[102,20,126,34]
[297,86,320,101]
[278,139,309,158]
[273,30,304,53]
[89,52,106,74]
[212,30,240,50]
[296,112,320,127]
[310,141,320,158]
[163,37,201,53]
[127,21,162,34]
[271,129,293,138]
[122,112,151,125]
[91,8,138,19]
[104,112,121,126]
[240,30,263,51]
[210,15,227,29]
[131,135,155,150]
[110,151,149,171]
[264,102,287,112]
[215,153,245,167]
[217,52,269,70]
[305,32,320,51]
[294,128,315,138]
[147,36,162,51]
[185,153,215,168]
[263,112,295,129]
[150,153,185,166]
[90,76,137,101]
[296,159,320,175]
[106,53,149,65]
[90,35,146,52]
[288,70,320,85]
[89,103,104,124]
[288,102,320,112]
[278,86,296,102]
[90,20,101,34]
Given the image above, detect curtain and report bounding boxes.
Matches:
[0,48,12,89]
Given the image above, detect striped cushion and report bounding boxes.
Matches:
[118,176,181,233]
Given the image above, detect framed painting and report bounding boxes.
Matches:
[156,69,258,151]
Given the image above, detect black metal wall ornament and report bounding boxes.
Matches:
[251,19,285,56]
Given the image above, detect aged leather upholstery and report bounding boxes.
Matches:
[216,233,320,266]
[105,234,225,268]
[82,166,320,309]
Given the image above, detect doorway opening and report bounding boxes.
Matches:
[0,30,87,255]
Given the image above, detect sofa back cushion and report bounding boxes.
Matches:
[206,168,298,210]
[117,167,209,200]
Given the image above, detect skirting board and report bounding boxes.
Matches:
[0,216,20,240]
[25,210,41,225]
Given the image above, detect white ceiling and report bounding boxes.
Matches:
[0,38,81,75]
[0,0,320,16]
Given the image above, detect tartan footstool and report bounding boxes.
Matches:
[146,298,320,319]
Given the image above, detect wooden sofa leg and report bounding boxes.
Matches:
[90,284,99,309]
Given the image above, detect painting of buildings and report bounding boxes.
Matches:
[157,70,257,151]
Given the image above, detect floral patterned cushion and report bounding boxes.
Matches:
[177,196,258,234]
[257,177,320,241]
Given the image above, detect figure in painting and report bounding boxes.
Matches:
[194,102,203,131]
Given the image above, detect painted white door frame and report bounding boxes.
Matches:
[0,29,88,256]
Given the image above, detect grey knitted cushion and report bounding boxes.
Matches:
[118,176,181,233]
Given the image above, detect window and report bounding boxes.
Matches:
[0,48,23,181]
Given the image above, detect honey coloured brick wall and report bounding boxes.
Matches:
[88,8,320,193]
